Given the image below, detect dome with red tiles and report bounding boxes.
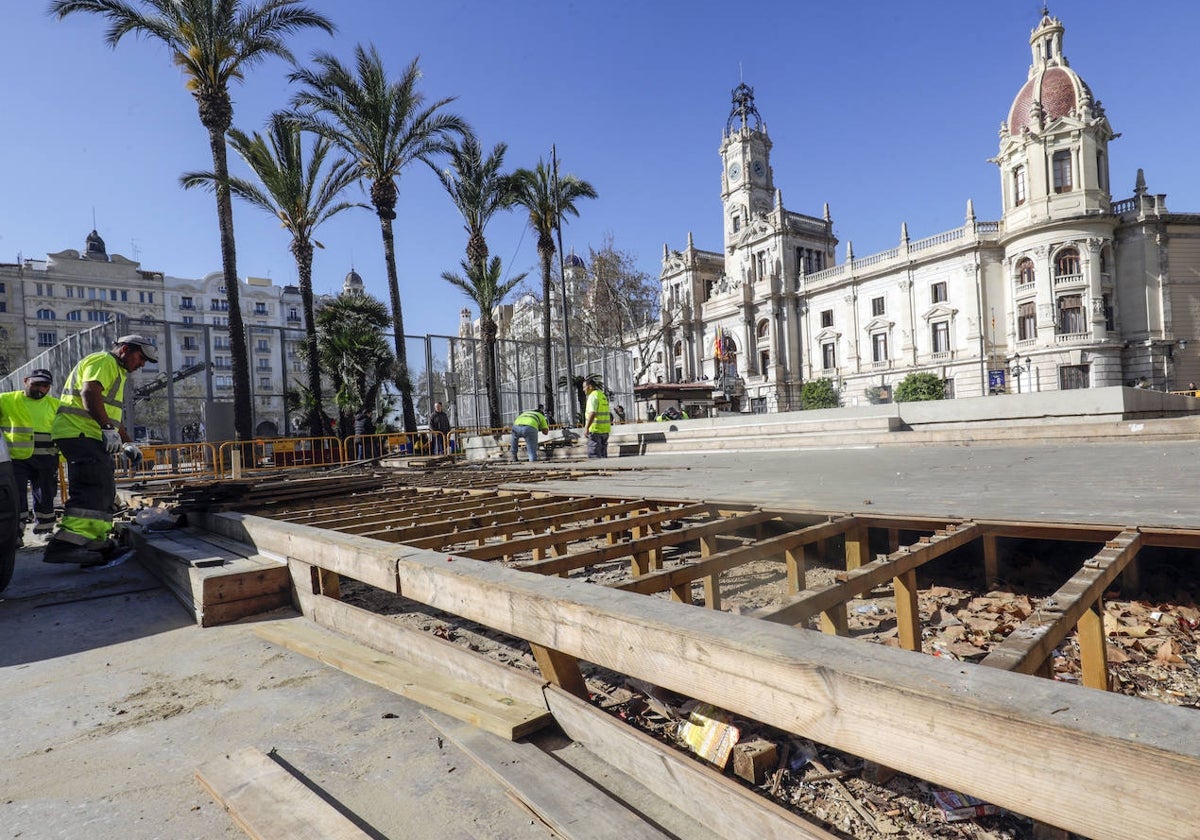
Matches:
[1008,67,1084,135]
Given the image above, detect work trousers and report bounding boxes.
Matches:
[587,432,609,459]
[511,424,540,462]
[13,455,58,520]
[52,436,115,548]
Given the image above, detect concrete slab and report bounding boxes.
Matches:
[0,548,557,840]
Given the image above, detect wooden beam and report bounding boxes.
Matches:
[530,644,589,700]
[754,523,981,626]
[289,570,549,709]
[514,506,764,576]
[459,503,711,562]
[982,531,1143,676]
[402,498,642,549]
[215,513,1200,840]
[613,518,853,597]
[196,746,372,840]
[254,619,550,740]
[844,523,867,570]
[1077,598,1110,691]
[545,686,841,840]
[894,569,920,652]
[426,714,674,840]
[983,534,999,589]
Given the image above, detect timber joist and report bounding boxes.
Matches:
[178,469,1200,838]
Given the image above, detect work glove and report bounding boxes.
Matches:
[102,427,122,454]
[121,443,143,465]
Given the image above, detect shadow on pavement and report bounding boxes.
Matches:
[0,546,193,667]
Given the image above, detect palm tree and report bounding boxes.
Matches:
[441,257,525,429]
[312,291,394,437]
[435,134,516,270]
[511,159,597,420]
[180,112,361,439]
[289,46,468,434]
[50,0,335,441]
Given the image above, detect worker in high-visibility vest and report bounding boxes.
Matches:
[0,368,61,540]
[583,375,611,459]
[510,406,549,463]
[43,335,154,567]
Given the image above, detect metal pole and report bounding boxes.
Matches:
[552,144,577,424]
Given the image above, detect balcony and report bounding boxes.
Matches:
[871,360,891,371]
[1052,273,1085,288]
[286,315,302,324]
[930,351,953,362]
[180,302,195,310]
[1054,332,1093,346]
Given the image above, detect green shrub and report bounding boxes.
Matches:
[894,372,946,402]
[800,378,840,410]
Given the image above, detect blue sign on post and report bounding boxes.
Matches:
[988,369,1007,393]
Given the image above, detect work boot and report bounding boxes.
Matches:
[43,539,101,565]
[33,516,56,535]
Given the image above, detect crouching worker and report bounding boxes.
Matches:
[43,335,154,567]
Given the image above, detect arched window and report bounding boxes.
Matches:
[672,340,682,356]
[756,319,770,339]
[36,308,56,320]
[1016,258,1035,287]
[66,310,82,321]
[1055,248,1081,277]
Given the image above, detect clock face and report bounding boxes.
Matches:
[752,160,765,180]
[728,161,742,181]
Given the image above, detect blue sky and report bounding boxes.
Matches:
[2,1,1198,338]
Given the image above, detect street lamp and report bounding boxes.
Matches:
[1008,353,1029,394]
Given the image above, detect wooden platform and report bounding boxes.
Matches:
[132,526,292,626]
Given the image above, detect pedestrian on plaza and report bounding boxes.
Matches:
[510,406,548,463]
[0,369,61,539]
[583,375,611,459]
[613,404,627,424]
[429,401,451,455]
[43,335,154,567]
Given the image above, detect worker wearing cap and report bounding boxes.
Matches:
[43,335,155,567]
[0,368,61,538]
[583,375,611,459]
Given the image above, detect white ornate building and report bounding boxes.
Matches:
[649,12,1200,411]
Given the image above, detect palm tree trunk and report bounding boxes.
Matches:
[379,215,417,433]
[292,239,325,438]
[539,243,555,420]
[482,317,501,429]
[208,127,253,441]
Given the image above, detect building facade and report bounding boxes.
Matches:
[0,231,319,438]
[648,12,1200,411]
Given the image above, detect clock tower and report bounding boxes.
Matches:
[720,82,774,254]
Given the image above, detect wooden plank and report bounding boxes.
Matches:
[253,619,550,740]
[755,523,980,625]
[614,518,852,596]
[459,502,707,562]
[982,531,1142,675]
[289,571,549,709]
[545,686,840,840]
[516,506,768,576]
[218,512,1200,840]
[983,533,999,589]
[426,714,672,840]
[195,746,371,840]
[400,497,632,548]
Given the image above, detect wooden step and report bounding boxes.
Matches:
[132,527,291,626]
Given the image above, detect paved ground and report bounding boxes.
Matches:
[3,435,1197,839]
[532,439,1200,529]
